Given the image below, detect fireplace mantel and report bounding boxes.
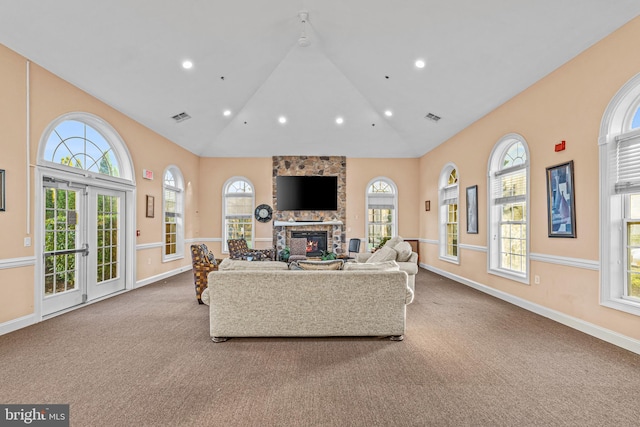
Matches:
[274,220,343,227]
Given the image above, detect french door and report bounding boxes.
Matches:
[42,179,126,316]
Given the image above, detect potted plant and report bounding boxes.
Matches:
[280,247,290,262]
[321,250,337,261]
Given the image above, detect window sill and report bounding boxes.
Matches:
[488,268,529,285]
[439,255,460,265]
[601,297,640,317]
[162,254,184,263]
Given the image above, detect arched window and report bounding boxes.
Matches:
[487,134,530,283]
[366,178,398,251]
[43,119,121,177]
[223,178,254,252]
[163,166,184,260]
[600,73,640,316]
[439,164,459,262]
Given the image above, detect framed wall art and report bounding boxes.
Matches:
[466,185,478,234]
[0,169,5,211]
[146,195,154,218]
[546,161,576,238]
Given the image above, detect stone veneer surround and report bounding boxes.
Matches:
[273,156,346,255]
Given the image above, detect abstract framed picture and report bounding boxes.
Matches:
[546,160,576,238]
[466,185,478,234]
[0,169,5,211]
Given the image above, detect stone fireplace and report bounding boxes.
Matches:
[272,156,346,256]
[291,231,328,257]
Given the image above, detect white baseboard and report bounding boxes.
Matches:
[0,265,193,337]
[420,262,640,356]
[135,265,192,288]
[0,313,38,336]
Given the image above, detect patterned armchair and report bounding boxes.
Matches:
[227,238,275,261]
[190,244,219,304]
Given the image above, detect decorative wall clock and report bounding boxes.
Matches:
[254,204,273,223]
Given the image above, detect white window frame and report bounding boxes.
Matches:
[599,72,640,316]
[365,177,398,251]
[487,133,530,284]
[162,166,184,262]
[222,177,255,253]
[439,163,459,264]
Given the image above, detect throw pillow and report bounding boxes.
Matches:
[366,245,397,263]
[394,241,413,262]
[295,260,343,270]
[343,260,399,271]
[383,236,404,249]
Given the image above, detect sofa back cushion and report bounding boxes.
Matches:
[366,245,397,263]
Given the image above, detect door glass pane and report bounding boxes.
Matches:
[96,194,119,283]
[44,188,78,296]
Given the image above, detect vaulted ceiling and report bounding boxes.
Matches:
[1,1,639,158]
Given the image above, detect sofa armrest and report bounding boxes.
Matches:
[397,262,418,276]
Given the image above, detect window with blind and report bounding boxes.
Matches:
[601,76,640,316]
[488,135,529,282]
[223,178,254,253]
[163,167,184,260]
[366,178,397,251]
[439,165,459,262]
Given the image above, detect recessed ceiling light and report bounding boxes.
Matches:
[182,60,193,69]
[278,116,287,124]
[384,110,393,117]
[223,110,231,117]
[335,117,344,125]
[415,59,426,69]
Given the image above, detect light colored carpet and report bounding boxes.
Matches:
[1,269,639,426]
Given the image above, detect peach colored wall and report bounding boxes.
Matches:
[197,157,273,255]
[196,157,420,257]
[346,158,420,243]
[0,43,199,325]
[419,16,640,340]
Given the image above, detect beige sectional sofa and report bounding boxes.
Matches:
[205,260,414,342]
[354,236,419,293]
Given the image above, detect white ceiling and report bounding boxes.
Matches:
[1,1,639,158]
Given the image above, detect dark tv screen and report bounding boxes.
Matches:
[276,176,338,211]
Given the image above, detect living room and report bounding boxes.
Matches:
[2,2,640,425]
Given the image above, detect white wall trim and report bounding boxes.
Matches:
[0,313,38,336]
[420,262,640,356]
[255,237,273,242]
[136,242,163,250]
[420,238,438,245]
[530,252,599,271]
[0,256,36,270]
[458,243,487,252]
[135,265,192,288]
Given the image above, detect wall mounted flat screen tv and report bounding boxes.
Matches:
[276,176,338,211]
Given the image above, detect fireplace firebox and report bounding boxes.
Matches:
[290,231,328,257]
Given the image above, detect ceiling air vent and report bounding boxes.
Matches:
[424,113,441,122]
[171,112,191,123]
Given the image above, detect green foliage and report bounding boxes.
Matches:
[321,250,337,261]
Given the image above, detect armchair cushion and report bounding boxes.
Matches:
[227,238,275,261]
[366,246,397,263]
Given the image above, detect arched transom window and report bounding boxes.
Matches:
[223,178,254,252]
[366,178,398,250]
[439,164,459,262]
[44,120,120,177]
[488,134,529,282]
[163,166,184,260]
